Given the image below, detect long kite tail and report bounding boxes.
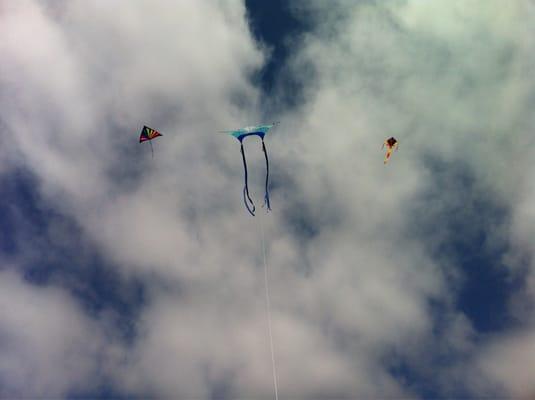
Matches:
[262,139,271,211]
[241,142,256,216]
[150,140,154,158]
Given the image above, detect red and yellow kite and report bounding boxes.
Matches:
[382,137,398,164]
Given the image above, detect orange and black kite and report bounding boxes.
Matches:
[382,137,398,164]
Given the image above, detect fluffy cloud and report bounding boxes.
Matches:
[1,0,534,398]
[0,270,111,397]
[284,0,535,396]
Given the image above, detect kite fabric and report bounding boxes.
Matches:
[139,125,163,158]
[224,123,278,216]
[382,136,398,164]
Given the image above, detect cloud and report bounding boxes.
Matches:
[0,270,110,397]
[474,330,535,398]
[1,0,534,398]
[282,0,535,396]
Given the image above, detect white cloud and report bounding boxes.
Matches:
[280,0,535,395]
[1,0,534,397]
[475,330,535,398]
[0,270,109,397]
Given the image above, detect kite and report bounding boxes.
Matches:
[382,137,398,164]
[139,125,163,158]
[223,123,278,216]
[223,124,280,398]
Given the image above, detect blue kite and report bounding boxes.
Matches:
[223,123,278,216]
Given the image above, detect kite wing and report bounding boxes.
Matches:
[226,124,276,142]
[225,123,277,215]
[139,125,163,143]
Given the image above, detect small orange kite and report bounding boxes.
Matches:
[382,137,398,164]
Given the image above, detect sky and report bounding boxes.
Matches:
[0,0,534,398]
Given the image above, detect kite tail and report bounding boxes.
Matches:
[262,139,271,211]
[241,142,256,216]
[384,148,392,164]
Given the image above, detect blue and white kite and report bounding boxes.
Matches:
[223,123,278,216]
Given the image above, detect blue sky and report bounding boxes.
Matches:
[1,1,535,398]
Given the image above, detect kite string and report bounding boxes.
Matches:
[259,213,279,400]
